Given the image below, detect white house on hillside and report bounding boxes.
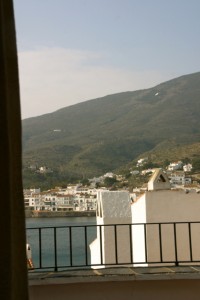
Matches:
[167,161,183,171]
[183,163,193,172]
[168,171,192,186]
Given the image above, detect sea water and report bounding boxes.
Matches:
[26,217,96,270]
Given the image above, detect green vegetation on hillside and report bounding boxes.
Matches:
[22,72,200,188]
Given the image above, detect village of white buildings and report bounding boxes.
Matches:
[24,158,198,213]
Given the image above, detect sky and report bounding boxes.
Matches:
[13,0,200,119]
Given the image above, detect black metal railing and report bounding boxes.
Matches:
[26,222,200,271]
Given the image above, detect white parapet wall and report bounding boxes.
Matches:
[131,189,200,266]
[90,170,200,269]
[131,193,148,266]
[131,169,200,267]
[90,191,132,268]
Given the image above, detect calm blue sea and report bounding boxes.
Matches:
[26,217,96,270]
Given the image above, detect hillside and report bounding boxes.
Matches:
[22,72,200,187]
[136,141,200,164]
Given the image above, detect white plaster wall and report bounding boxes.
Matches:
[90,191,132,267]
[100,191,131,221]
[90,216,105,267]
[148,181,171,191]
[146,190,200,265]
[131,190,200,266]
[131,193,147,266]
[145,190,200,222]
[89,238,101,267]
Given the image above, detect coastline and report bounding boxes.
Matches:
[25,210,96,218]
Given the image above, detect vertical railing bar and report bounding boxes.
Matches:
[54,227,58,271]
[129,224,133,264]
[144,224,147,263]
[173,223,178,266]
[99,225,103,265]
[84,226,88,266]
[114,225,118,265]
[159,223,163,262]
[188,222,193,262]
[39,228,42,269]
[69,226,73,266]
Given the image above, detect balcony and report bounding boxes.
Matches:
[27,221,200,271]
[28,221,200,300]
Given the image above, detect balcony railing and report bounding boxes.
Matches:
[26,222,200,272]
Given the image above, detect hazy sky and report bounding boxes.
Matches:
[13,0,200,119]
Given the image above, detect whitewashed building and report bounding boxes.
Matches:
[183,163,193,172]
[132,169,200,266]
[90,169,200,268]
[168,171,192,185]
[167,161,183,171]
[24,187,97,211]
[136,158,148,167]
[90,191,132,268]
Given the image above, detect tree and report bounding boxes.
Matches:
[80,178,89,186]
[103,177,117,187]
[192,158,200,172]
[163,159,170,168]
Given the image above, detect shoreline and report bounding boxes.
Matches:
[25,210,96,218]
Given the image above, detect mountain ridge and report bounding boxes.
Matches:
[22,71,200,186]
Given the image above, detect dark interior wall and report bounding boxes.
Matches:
[0,1,28,299]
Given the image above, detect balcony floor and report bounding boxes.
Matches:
[29,265,200,286]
